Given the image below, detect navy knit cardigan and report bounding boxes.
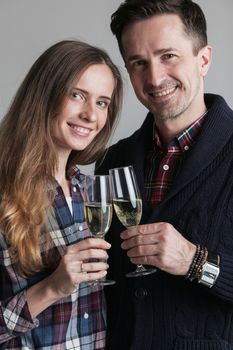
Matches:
[96,94,233,350]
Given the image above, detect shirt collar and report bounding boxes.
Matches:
[66,164,85,189]
[153,112,207,153]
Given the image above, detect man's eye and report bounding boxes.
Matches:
[134,60,146,67]
[163,53,176,60]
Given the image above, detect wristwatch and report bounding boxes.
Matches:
[198,252,220,288]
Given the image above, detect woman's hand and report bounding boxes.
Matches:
[50,238,111,297]
[27,238,110,317]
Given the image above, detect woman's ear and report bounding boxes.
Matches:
[199,45,212,77]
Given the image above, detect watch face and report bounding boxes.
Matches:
[199,262,220,287]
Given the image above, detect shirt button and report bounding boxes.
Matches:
[84,312,89,319]
[163,164,169,171]
[73,187,77,192]
[184,145,189,151]
[78,225,83,231]
[135,288,148,300]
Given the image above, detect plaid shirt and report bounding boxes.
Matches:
[0,166,106,349]
[145,116,206,207]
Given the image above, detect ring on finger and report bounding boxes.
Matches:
[80,263,87,275]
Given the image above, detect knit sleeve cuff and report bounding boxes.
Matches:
[212,252,233,304]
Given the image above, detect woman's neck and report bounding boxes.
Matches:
[55,152,71,197]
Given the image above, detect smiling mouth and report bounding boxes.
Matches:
[68,123,92,136]
[148,86,177,97]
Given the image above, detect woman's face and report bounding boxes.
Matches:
[51,63,115,157]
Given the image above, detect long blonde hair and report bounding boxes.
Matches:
[0,40,122,276]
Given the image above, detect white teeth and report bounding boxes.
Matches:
[70,124,91,135]
[150,86,176,97]
[76,127,90,134]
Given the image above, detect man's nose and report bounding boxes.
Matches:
[146,61,166,88]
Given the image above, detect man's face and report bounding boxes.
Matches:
[121,14,211,123]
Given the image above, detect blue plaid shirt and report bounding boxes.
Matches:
[0,166,106,349]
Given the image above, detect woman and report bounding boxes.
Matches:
[0,40,122,349]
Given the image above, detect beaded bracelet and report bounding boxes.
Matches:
[189,247,204,280]
[185,244,208,281]
[185,244,201,280]
[193,247,208,280]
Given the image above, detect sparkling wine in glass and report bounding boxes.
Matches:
[109,165,157,277]
[84,174,115,286]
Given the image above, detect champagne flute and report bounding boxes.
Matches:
[84,174,115,286]
[109,166,157,277]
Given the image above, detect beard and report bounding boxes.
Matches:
[149,83,200,122]
[149,93,190,121]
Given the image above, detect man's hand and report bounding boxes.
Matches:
[121,222,196,275]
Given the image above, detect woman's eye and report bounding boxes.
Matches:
[97,101,109,108]
[72,91,83,100]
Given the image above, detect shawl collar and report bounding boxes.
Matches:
[127,94,233,221]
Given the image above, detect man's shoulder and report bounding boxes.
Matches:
[205,93,233,117]
[96,129,141,174]
[108,111,154,153]
[110,128,141,151]
[96,112,154,174]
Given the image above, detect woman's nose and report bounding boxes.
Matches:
[79,101,96,122]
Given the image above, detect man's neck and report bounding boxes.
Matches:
[154,106,207,145]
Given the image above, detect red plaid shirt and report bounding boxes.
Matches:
[145,115,206,208]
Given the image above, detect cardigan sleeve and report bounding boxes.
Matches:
[210,251,233,304]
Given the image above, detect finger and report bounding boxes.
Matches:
[81,261,109,273]
[73,265,108,286]
[126,245,158,258]
[129,256,158,267]
[68,238,111,253]
[120,226,139,239]
[67,248,109,263]
[83,270,107,282]
[80,248,109,261]
[120,223,164,240]
[138,223,165,235]
[121,233,158,250]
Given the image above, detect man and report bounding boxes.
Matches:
[96,1,233,349]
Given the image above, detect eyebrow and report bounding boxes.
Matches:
[72,87,112,101]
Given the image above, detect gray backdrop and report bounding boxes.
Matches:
[1,0,232,173]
